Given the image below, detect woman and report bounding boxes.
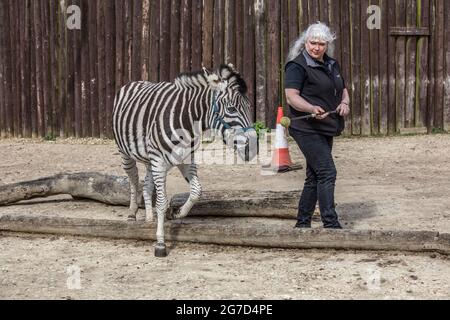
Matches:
[285,22,350,229]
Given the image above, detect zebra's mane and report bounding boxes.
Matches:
[174,64,247,94]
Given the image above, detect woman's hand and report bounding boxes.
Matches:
[310,106,329,120]
[336,103,350,117]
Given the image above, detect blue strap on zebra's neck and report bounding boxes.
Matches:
[211,90,254,133]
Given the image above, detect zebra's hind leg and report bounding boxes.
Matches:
[121,154,140,221]
[142,165,155,222]
[171,164,202,220]
[152,162,170,257]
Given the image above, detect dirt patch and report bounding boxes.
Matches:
[1,134,450,299]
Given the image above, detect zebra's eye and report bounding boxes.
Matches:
[226,106,238,114]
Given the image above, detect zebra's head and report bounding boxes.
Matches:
[205,64,258,162]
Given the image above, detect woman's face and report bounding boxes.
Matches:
[305,38,328,61]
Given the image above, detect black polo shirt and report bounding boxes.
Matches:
[285,50,346,136]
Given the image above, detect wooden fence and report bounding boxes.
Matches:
[0,0,449,138]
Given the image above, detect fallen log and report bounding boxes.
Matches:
[0,173,299,218]
[1,214,449,255]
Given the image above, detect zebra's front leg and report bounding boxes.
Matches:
[142,165,155,222]
[121,155,140,221]
[172,164,202,220]
[152,163,169,257]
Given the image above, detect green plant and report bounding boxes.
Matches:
[44,132,56,141]
[253,120,271,137]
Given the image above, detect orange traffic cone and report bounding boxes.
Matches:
[262,106,294,173]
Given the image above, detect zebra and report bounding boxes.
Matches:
[112,64,257,257]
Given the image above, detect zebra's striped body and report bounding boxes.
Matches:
[112,64,256,257]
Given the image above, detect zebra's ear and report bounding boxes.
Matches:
[207,73,227,92]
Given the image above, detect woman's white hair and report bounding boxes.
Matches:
[287,22,337,62]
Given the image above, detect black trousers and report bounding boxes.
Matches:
[289,129,341,228]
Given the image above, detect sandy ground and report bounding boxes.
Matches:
[1,134,450,299]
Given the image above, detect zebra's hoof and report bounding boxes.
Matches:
[154,243,167,258]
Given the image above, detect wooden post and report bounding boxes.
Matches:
[267,0,280,129]
[350,0,361,135]
[190,0,202,71]
[387,1,397,134]
[49,0,59,138]
[131,0,142,81]
[234,1,243,73]
[73,0,82,138]
[88,0,99,138]
[418,0,430,129]
[224,0,235,65]
[433,0,444,130]
[160,0,171,80]
[202,0,213,69]
[369,0,380,135]
[141,0,150,80]
[405,0,417,129]
[443,0,450,131]
[254,0,266,124]
[213,0,224,67]
[341,0,352,135]
[243,0,255,117]
[105,0,116,138]
[149,0,160,81]
[170,0,180,79]
[361,0,371,136]
[379,0,389,135]
[96,1,106,138]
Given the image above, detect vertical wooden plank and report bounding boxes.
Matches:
[72,0,82,138]
[329,0,341,64]
[19,0,30,137]
[395,0,406,132]
[0,0,6,137]
[379,0,389,134]
[160,0,171,80]
[243,0,255,118]
[9,1,18,136]
[369,0,380,135]
[288,0,299,45]
[49,0,59,137]
[4,1,14,137]
[255,0,266,123]
[115,0,124,91]
[213,0,224,66]
[149,0,160,80]
[224,0,235,65]
[433,0,444,130]
[202,0,214,69]
[80,0,91,137]
[443,0,450,131]
[387,1,397,134]
[319,0,329,24]
[426,0,435,131]
[89,0,99,137]
[132,0,142,81]
[170,0,180,79]
[340,0,352,135]
[405,0,417,129]
[42,0,53,137]
[124,0,133,83]
[191,0,202,70]
[235,0,244,73]
[105,0,116,138]
[33,0,45,137]
[180,0,192,72]
[299,0,309,33]
[281,0,289,63]
[267,0,280,128]
[360,0,371,136]
[57,0,66,138]
[418,0,429,128]
[308,0,320,24]
[141,0,150,81]
[350,0,361,135]
[13,1,23,137]
[96,1,106,138]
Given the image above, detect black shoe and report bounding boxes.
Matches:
[294,221,311,229]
